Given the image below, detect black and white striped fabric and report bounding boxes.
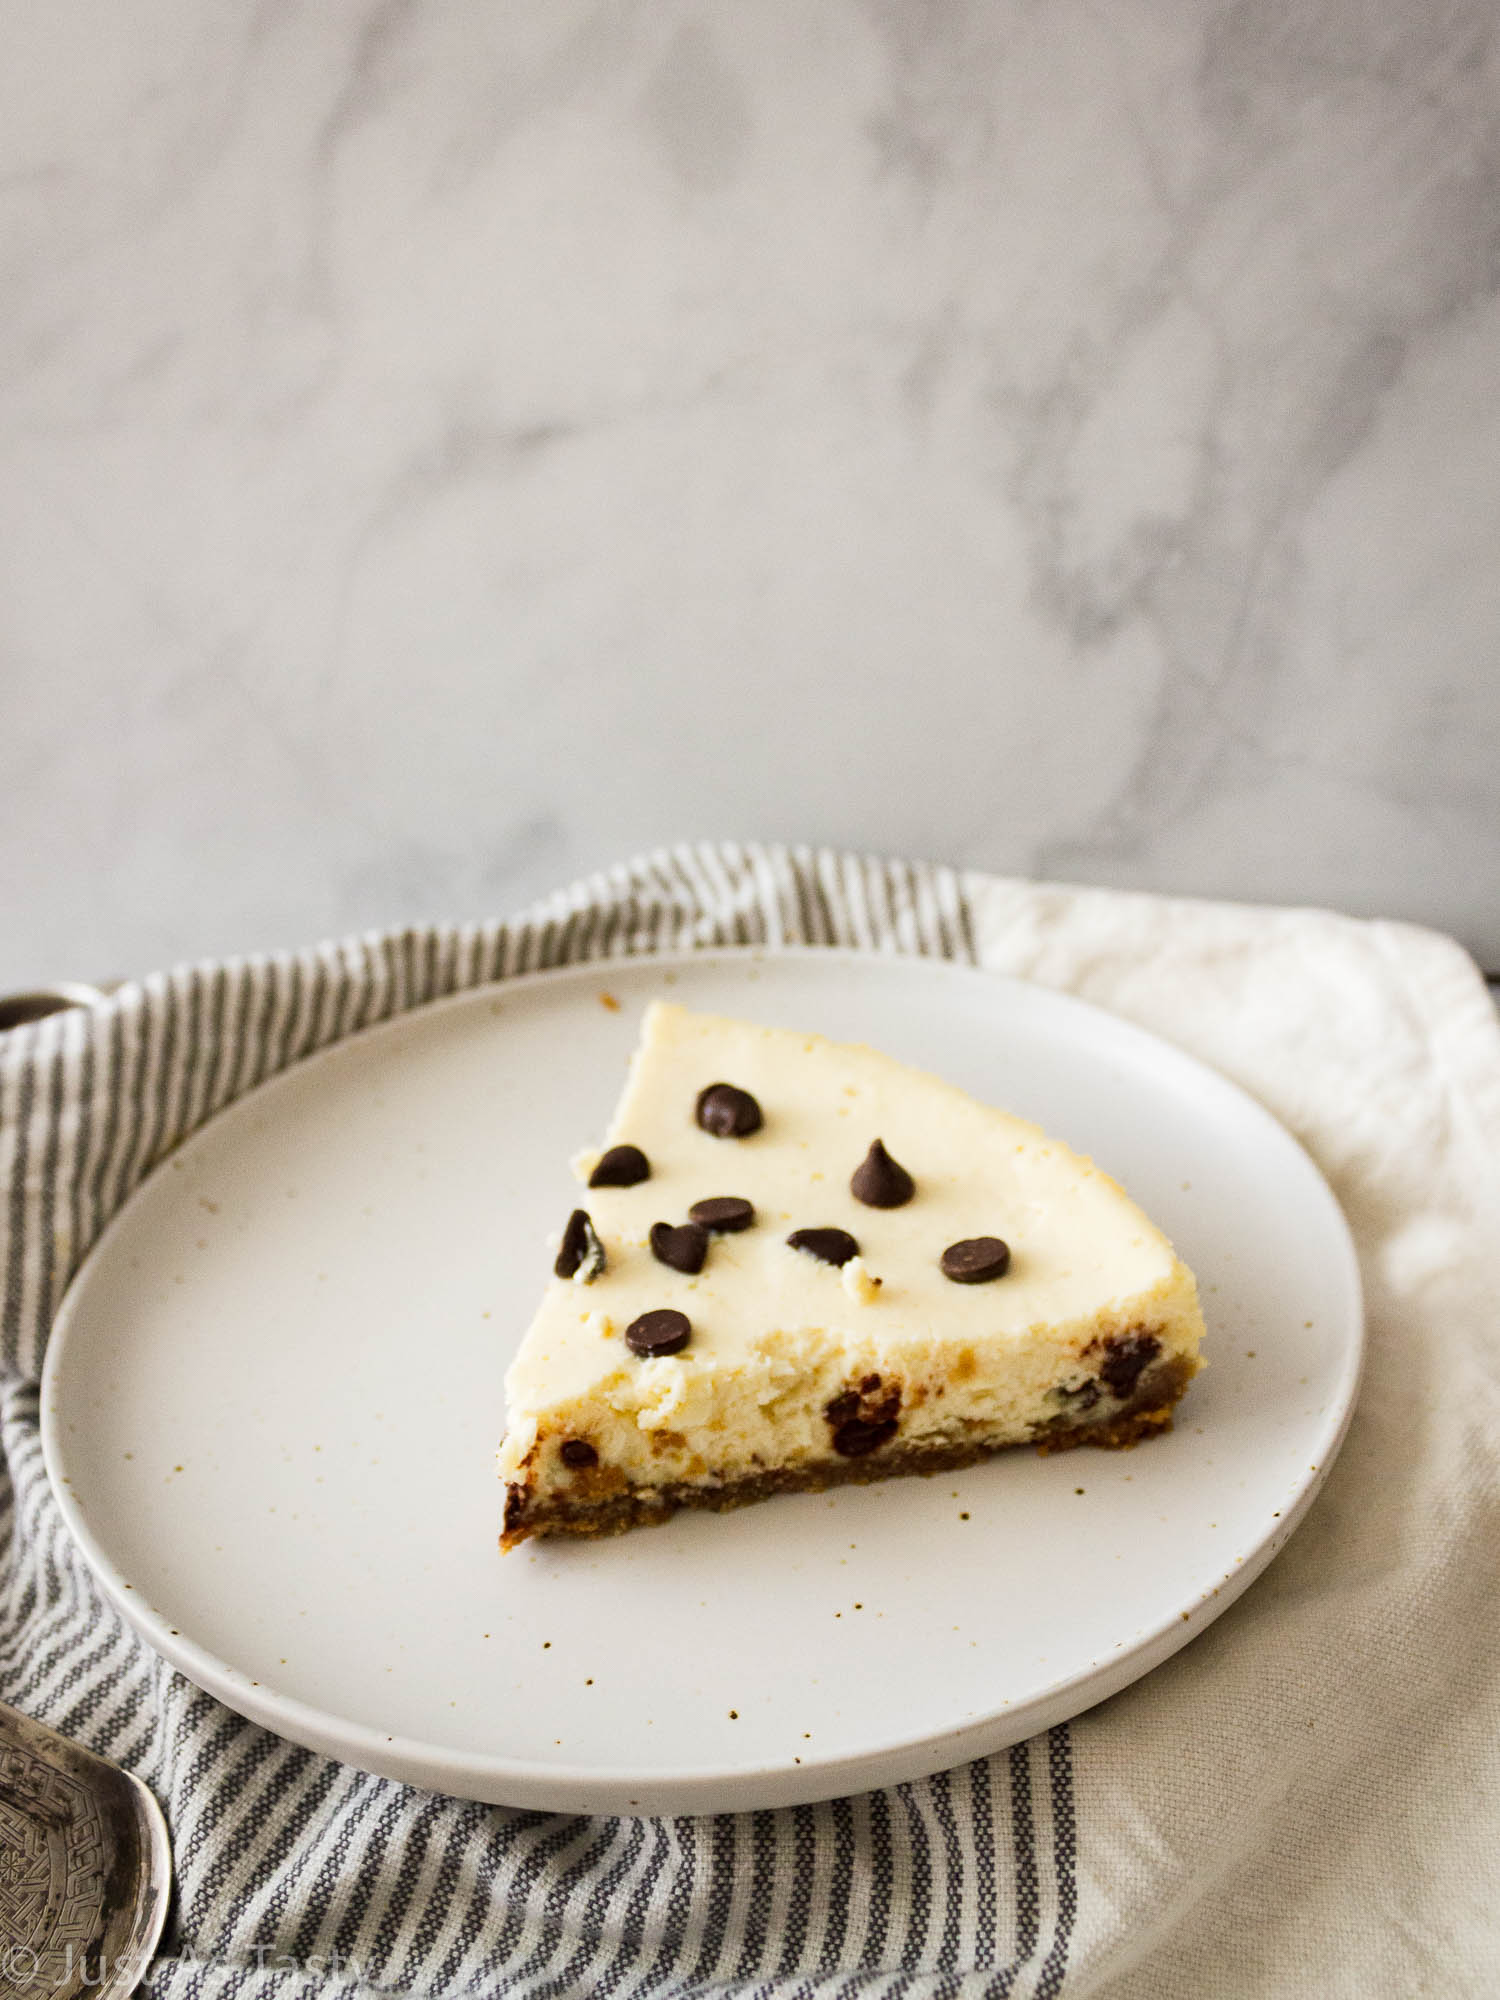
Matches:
[0,845,1079,2000]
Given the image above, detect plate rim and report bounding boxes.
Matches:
[41,945,1366,1812]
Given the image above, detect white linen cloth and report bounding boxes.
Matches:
[2,844,1497,1998]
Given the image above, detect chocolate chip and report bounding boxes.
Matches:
[650,1220,710,1274]
[940,1236,1011,1284]
[589,1144,650,1188]
[1098,1332,1161,1400]
[625,1308,693,1357]
[850,1138,915,1208]
[787,1226,860,1267]
[831,1416,899,1457]
[560,1438,598,1468]
[689,1196,756,1233]
[554,1208,606,1282]
[824,1374,901,1455]
[695,1082,763,1138]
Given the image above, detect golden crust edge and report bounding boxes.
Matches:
[500,1352,1199,1550]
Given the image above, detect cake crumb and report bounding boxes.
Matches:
[841,1257,883,1305]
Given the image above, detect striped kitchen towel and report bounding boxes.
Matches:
[3,844,1498,1998]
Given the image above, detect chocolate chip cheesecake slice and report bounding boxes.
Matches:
[497,1002,1206,1548]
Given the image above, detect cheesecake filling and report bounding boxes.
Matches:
[498,1002,1206,1543]
[500,1280,1197,1488]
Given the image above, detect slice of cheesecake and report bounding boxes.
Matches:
[498,1002,1205,1548]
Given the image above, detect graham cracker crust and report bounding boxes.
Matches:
[501,1353,1198,1550]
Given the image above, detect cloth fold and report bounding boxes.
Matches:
[2,844,1497,1998]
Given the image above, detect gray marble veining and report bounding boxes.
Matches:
[2,1,1497,987]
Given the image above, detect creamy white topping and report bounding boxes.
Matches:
[499,1003,1204,1493]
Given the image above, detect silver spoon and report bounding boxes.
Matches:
[0,985,173,1990]
[0,1697,171,1997]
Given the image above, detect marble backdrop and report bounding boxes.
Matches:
[3,0,1498,988]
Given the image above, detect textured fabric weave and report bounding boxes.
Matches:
[3,843,1499,1998]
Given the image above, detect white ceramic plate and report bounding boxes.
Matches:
[42,950,1362,1815]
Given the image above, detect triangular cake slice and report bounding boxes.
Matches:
[498,1002,1205,1548]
